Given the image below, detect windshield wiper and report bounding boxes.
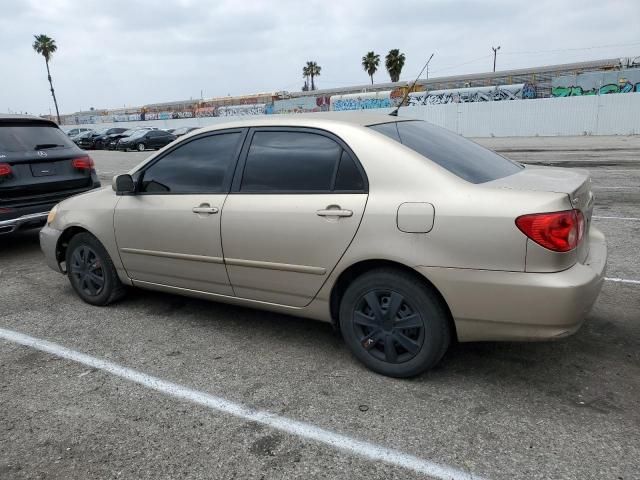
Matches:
[34,143,65,150]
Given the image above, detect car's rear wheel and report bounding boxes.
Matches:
[339,268,450,378]
[137,143,145,152]
[66,232,126,306]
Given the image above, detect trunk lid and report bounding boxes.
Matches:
[485,165,594,262]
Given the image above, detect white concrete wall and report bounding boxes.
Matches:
[70,93,640,138]
[396,92,640,137]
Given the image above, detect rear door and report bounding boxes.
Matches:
[221,128,368,307]
[0,119,96,220]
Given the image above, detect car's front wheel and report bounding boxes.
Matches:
[137,143,145,152]
[66,232,126,306]
[339,268,450,378]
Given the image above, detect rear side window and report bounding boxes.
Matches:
[0,123,75,152]
[141,133,241,193]
[370,121,522,184]
[241,131,342,192]
[334,151,365,191]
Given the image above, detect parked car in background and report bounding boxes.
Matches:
[0,114,100,235]
[172,126,199,137]
[78,127,129,150]
[39,113,606,378]
[72,130,94,146]
[65,127,92,137]
[106,127,157,150]
[116,129,176,151]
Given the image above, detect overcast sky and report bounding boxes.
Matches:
[2,0,639,115]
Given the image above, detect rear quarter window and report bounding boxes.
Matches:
[369,121,522,184]
[0,123,76,153]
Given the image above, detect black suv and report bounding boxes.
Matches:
[76,127,129,150]
[0,115,101,234]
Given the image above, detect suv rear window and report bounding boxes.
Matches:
[369,121,522,183]
[0,123,76,153]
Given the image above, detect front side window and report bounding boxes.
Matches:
[369,121,522,184]
[240,131,348,192]
[141,133,241,193]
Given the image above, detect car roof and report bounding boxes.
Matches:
[198,111,413,133]
[0,114,58,127]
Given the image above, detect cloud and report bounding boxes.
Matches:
[2,0,639,115]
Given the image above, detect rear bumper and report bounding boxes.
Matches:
[417,227,607,342]
[0,181,101,235]
[0,211,49,234]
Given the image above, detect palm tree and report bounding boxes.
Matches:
[385,49,406,83]
[33,34,61,123]
[305,61,321,90]
[362,51,380,85]
[302,65,310,91]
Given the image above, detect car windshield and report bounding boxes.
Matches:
[0,123,76,152]
[121,129,137,136]
[369,120,523,184]
[129,130,146,138]
[95,128,110,134]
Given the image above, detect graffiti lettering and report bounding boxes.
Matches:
[330,91,394,111]
[552,81,640,97]
[408,84,536,106]
[217,104,265,117]
[551,68,640,97]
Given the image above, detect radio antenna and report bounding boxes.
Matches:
[389,53,434,117]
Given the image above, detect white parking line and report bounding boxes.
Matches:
[0,327,484,480]
[605,277,640,285]
[593,216,640,221]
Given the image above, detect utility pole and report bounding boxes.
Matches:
[492,46,501,72]
[425,53,435,79]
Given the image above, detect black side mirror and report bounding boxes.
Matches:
[113,174,136,195]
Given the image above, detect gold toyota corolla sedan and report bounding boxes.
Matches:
[40,112,607,377]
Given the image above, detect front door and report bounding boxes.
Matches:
[221,128,368,307]
[114,129,245,294]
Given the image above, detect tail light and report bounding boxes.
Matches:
[0,163,12,177]
[516,209,585,252]
[72,156,95,170]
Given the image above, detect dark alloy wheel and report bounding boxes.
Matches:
[66,232,126,306]
[339,268,450,377]
[354,290,425,364]
[69,245,105,297]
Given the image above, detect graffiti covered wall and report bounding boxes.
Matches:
[271,96,331,114]
[217,104,266,117]
[408,84,536,106]
[330,91,397,111]
[552,68,640,97]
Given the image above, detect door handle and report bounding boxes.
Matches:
[316,207,353,217]
[192,205,219,214]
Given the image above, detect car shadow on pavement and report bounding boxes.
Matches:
[0,229,41,258]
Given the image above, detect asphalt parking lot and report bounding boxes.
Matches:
[1,136,639,480]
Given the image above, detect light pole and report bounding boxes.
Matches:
[492,46,501,72]
[425,53,435,79]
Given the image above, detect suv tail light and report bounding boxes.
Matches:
[72,156,95,170]
[0,163,12,177]
[516,209,585,252]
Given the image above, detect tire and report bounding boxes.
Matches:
[137,143,145,152]
[66,232,126,306]
[339,268,450,378]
